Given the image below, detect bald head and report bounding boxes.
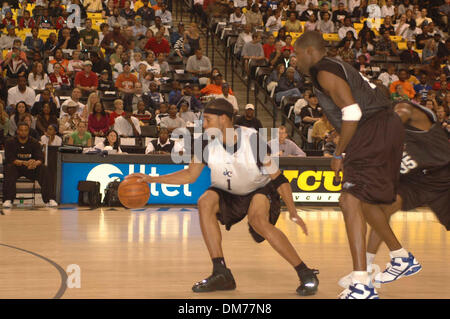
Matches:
[294,31,327,76]
[295,31,327,53]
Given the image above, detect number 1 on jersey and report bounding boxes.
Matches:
[227,179,232,191]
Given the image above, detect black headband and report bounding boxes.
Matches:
[203,108,233,119]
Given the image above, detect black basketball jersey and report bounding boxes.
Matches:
[310,57,391,132]
[400,102,450,188]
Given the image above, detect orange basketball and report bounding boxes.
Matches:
[118,176,150,209]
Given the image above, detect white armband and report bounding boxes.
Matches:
[342,103,362,121]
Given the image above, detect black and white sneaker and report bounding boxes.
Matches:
[296,268,319,296]
[192,268,236,292]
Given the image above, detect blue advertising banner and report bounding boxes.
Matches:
[61,163,212,204]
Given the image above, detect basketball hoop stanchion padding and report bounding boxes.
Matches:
[118,176,151,209]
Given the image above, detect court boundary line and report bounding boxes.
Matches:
[0,243,67,299]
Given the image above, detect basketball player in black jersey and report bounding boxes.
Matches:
[295,31,421,299]
[339,100,450,288]
[127,99,320,296]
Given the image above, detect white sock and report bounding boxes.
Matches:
[352,271,370,285]
[390,248,409,259]
[366,252,376,267]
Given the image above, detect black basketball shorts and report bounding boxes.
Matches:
[342,109,405,205]
[399,169,450,231]
[208,181,281,243]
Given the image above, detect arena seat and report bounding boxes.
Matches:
[390,36,403,43]
[39,29,57,41]
[323,33,340,42]
[353,23,363,30]
[87,12,103,20]
[398,42,408,50]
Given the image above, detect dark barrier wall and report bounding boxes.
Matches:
[57,153,341,205]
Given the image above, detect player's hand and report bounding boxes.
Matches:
[331,157,343,184]
[125,173,155,184]
[289,212,308,235]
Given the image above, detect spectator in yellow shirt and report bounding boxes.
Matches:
[284,12,303,33]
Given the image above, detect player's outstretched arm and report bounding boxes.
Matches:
[265,159,308,235]
[317,70,360,182]
[126,158,205,185]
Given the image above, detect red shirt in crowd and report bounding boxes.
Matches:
[75,71,99,89]
[2,18,15,27]
[49,72,70,89]
[88,113,110,135]
[263,43,275,60]
[432,81,450,91]
[55,16,67,30]
[281,45,294,53]
[113,0,126,8]
[144,37,170,55]
[109,110,124,127]
[19,17,35,29]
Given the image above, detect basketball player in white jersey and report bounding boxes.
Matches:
[126,98,320,295]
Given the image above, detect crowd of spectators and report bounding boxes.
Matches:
[0,0,448,206]
[197,0,449,149]
[0,0,269,157]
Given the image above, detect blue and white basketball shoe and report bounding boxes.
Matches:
[339,282,379,299]
[338,265,374,289]
[374,252,422,284]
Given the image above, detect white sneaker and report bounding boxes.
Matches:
[339,283,379,299]
[46,200,58,207]
[2,200,12,208]
[338,265,374,289]
[374,252,422,284]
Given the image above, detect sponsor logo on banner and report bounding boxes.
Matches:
[60,163,211,204]
[282,169,342,203]
[86,164,124,200]
[61,164,342,204]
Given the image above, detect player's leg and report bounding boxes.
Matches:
[361,202,402,252]
[366,195,403,256]
[248,193,301,266]
[192,190,236,292]
[247,193,319,296]
[338,192,373,284]
[428,189,450,231]
[338,194,400,289]
[197,190,222,258]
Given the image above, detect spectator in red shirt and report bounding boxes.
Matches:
[49,63,71,89]
[75,61,99,94]
[18,10,35,29]
[55,11,68,30]
[2,10,15,28]
[88,101,110,137]
[432,74,450,91]
[109,99,125,127]
[263,34,276,61]
[145,31,170,55]
[281,35,294,53]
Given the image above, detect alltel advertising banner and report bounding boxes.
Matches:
[60,163,212,204]
[60,162,341,204]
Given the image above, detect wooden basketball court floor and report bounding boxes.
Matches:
[0,205,448,299]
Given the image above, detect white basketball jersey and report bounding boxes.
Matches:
[206,126,271,195]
